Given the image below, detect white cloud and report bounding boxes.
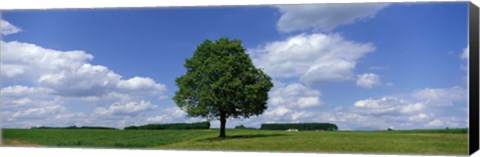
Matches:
[38,63,121,97]
[269,82,322,108]
[143,107,204,127]
[244,107,317,127]
[146,115,170,123]
[4,101,83,128]
[353,96,422,115]
[11,104,66,119]
[332,86,467,130]
[223,81,323,128]
[290,111,314,122]
[264,106,291,117]
[426,117,464,128]
[356,73,381,88]
[117,76,167,97]
[411,86,466,107]
[216,85,467,130]
[1,41,94,81]
[214,81,323,128]
[1,39,168,128]
[276,3,389,33]
[1,85,59,110]
[2,85,54,97]
[352,87,466,117]
[94,100,156,116]
[11,98,33,105]
[3,105,88,128]
[145,107,189,123]
[1,19,22,35]
[208,85,466,130]
[408,113,429,122]
[1,40,167,99]
[251,33,375,84]
[297,97,321,108]
[399,103,424,114]
[231,86,466,130]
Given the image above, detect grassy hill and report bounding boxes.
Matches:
[1,128,468,155]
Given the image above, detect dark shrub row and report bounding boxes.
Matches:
[31,126,117,130]
[260,123,338,131]
[234,125,256,130]
[124,121,210,130]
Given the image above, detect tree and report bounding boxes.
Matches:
[173,38,273,138]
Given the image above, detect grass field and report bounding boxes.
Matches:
[1,128,468,155]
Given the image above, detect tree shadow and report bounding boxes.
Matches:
[199,133,289,142]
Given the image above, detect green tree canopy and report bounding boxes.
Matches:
[173,38,273,138]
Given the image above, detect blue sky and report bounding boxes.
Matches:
[1,2,469,130]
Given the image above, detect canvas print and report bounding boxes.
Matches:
[0,2,470,155]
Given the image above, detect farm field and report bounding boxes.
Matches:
[1,128,468,155]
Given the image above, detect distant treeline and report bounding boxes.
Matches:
[124,121,210,130]
[393,128,468,134]
[260,123,338,131]
[31,126,117,130]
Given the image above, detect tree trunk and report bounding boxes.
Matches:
[219,112,226,138]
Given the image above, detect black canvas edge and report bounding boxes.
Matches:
[469,1,480,155]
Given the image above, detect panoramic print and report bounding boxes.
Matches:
[1,2,470,155]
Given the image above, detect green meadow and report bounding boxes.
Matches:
[2,128,468,155]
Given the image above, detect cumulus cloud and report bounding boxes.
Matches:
[3,111,87,128]
[38,64,121,97]
[411,86,467,107]
[211,81,323,128]
[251,33,375,84]
[1,19,22,35]
[1,39,167,128]
[117,77,167,97]
[145,107,190,124]
[236,106,317,128]
[202,85,467,130]
[353,97,424,116]
[356,73,381,88]
[276,3,389,33]
[2,97,89,128]
[86,104,186,128]
[150,85,467,130]
[1,41,94,82]
[11,104,66,119]
[4,100,160,128]
[1,41,166,98]
[2,85,54,97]
[1,85,58,110]
[145,115,170,123]
[269,82,322,108]
[264,106,291,117]
[229,85,467,130]
[330,86,468,130]
[2,91,165,128]
[225,81,322,127]
[426,117,464,128]
[94,100,156,117]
